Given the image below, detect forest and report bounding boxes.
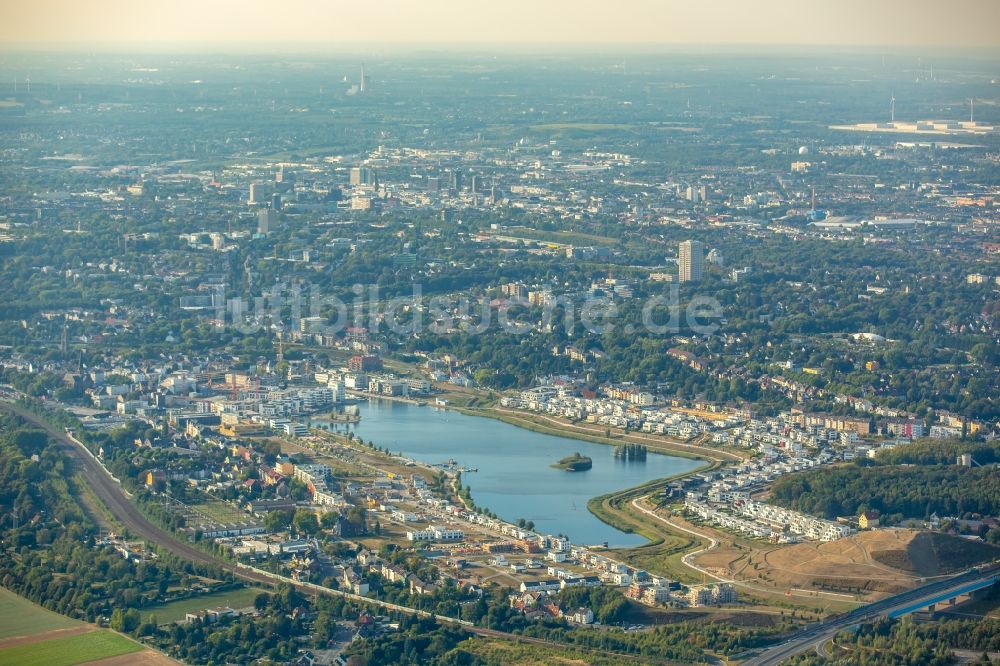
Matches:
[770,465,1000,523]
[788,614,1000,666]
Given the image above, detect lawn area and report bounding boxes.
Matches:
[189,498,248,524]
[142,587,267,624]
[0,630,142,666]
[0,587,82,639]
[458,637,636,665]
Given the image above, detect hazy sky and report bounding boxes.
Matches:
[2,0,999,50]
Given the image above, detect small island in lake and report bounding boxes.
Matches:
[552,452,593,471]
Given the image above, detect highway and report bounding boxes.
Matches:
[741,567,1000,665]
[12,397,995,666]
[628,493,1000,665]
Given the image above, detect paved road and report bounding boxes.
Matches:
[1,401,275,581]
[629,494,1000,664]
[630,497,856,602]
[2,401,664,663]
[492,407,744,461]
[741,568,1000,665]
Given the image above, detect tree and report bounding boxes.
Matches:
[293,509,320,536]
[320,511,340,530]
[289,478,310,501]
[313,612,337,644]
[110,607,141,633]
[276,583,302,612]
[13,430,47,455]
[264,509,293,533]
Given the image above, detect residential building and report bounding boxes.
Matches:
[679,240,704,283]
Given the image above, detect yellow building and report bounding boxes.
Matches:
[859,511,880,530]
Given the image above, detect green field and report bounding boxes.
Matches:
[189,498,248,524]
[0,587,82,639]
[142,587,267,624]
[0,630,142,666]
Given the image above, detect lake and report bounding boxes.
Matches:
[337,399,703,547]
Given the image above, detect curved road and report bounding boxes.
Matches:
[3,401,666,664]
[740,569,1000,665]
[630,497,853,602]
[492,407,743,461]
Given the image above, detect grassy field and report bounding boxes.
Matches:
[458,636,650,666]
[142,587,267,624]
[0,630,142,666]
[474,407,707,461]
[0,588,82,639]
[189,498,248,524]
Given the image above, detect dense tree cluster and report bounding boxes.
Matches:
[788,615,1000,666]
[770,464,1000,522]
[873,438,1000,467]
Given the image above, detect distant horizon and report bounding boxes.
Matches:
[3,0,1000,52]
[2,42,999,57]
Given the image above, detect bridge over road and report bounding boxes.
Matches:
[741,568,999,666]
[887,576,998,619]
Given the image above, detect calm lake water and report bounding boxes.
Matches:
[337,399,703,547]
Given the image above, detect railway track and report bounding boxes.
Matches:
[2,400,660,663]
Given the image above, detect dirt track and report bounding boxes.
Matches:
[0,625,96,649]
[80,650,181,666]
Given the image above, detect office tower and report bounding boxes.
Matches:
[686,185,703,204]
[501,282,528,300]
[359,64,366,94]
[271,192,282,212]
[248,182,262,205]
[470,175,481,194]
[426,176,441,192]
[258,208,277,234]
[679,240,704,283]
[350,166,377,188]
[449,170,462,191]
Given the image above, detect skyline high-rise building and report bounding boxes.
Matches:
[679,239,704,283]
[257,207,277,234]
[350,166,377,187]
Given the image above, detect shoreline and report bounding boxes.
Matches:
[347,391,728,548]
